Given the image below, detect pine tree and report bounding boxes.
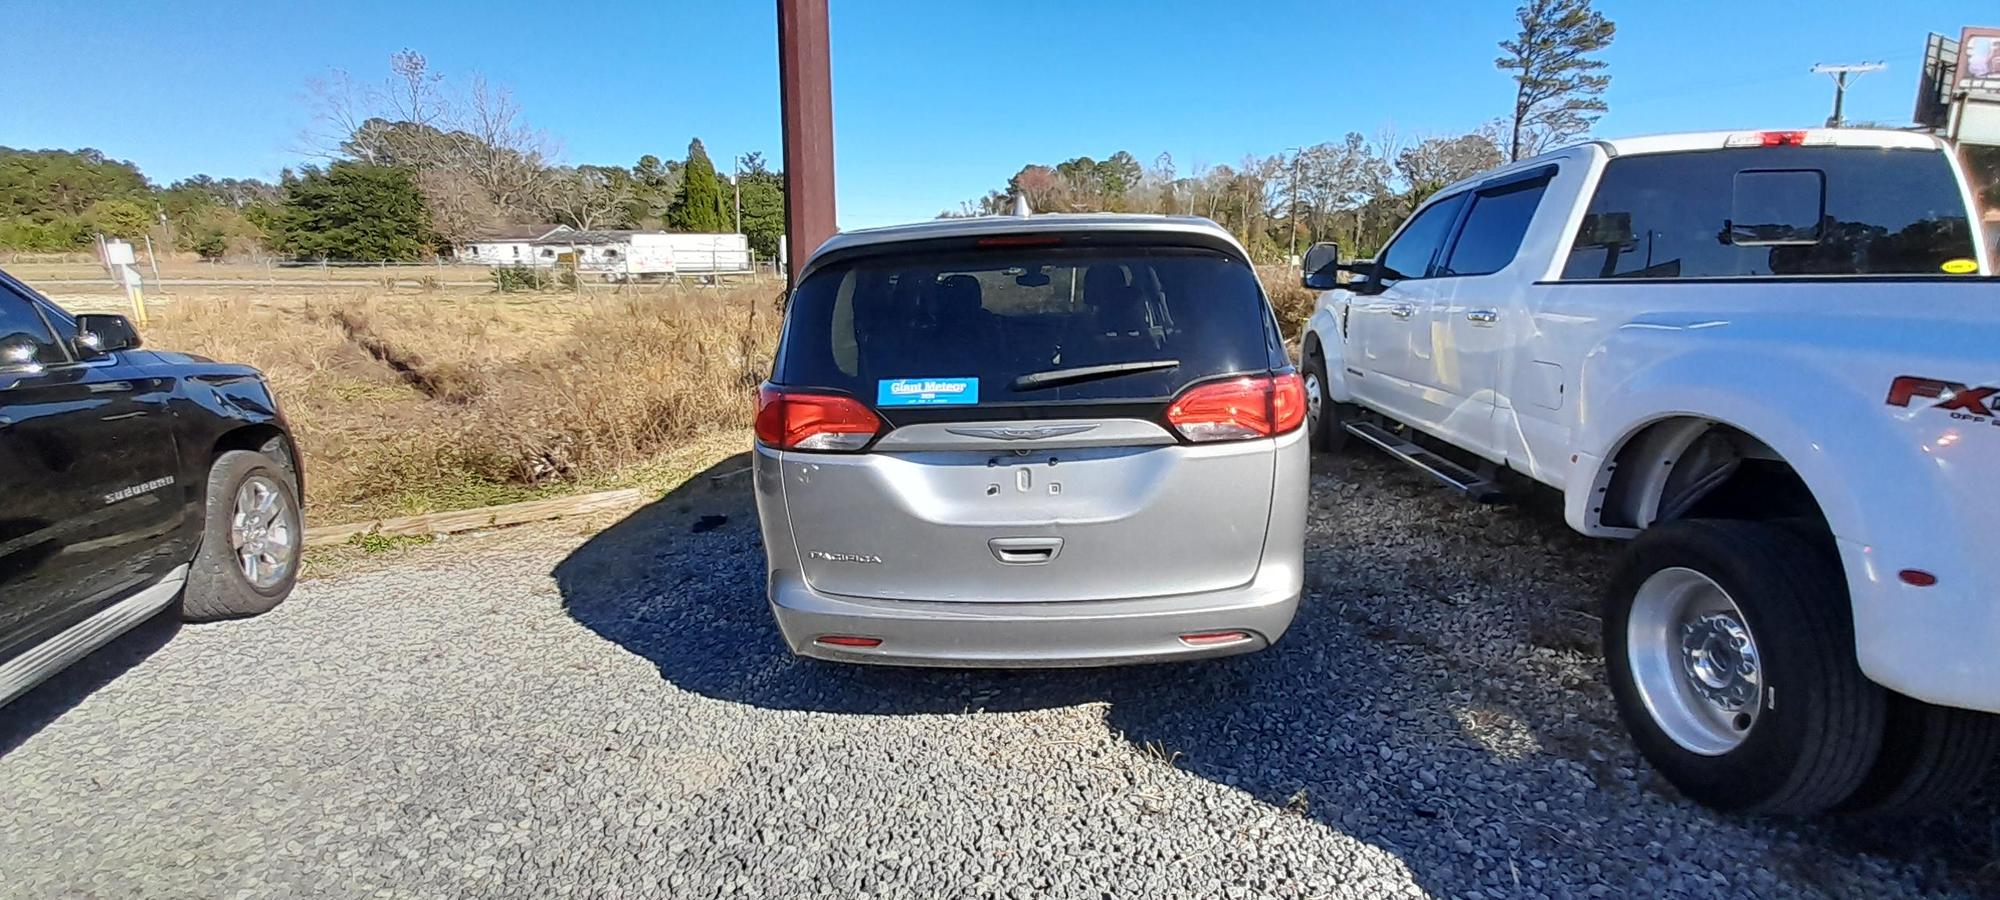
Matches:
[667,139,729,232]
[1496,0,1616,161]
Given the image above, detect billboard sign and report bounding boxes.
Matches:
[1960,27,2000,100]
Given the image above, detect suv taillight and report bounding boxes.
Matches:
[755,386,881,451]
[1167,374,1306,443]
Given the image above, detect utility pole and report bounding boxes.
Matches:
[731,163,742,235]
[1812,62,1886,128]
[778,0,836,287]
[1286,148,1302,264]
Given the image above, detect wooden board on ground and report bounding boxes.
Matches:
[305,488,650,548]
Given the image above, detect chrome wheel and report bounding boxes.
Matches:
[1303,369,1324,435]
[230,474,296,590]
[1627,567,1763,755]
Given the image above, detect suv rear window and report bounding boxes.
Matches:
[777,246,1280,405]
[1562,146,1979,279]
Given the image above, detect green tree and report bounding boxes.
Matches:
[86,198,152,239]
[0,147,150,220]
[1497,0,1615,161]
[667,139,729,232]
[738,170,785,258]
[271,163,433,261]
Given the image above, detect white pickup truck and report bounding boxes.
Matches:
[1297,128,1996,817]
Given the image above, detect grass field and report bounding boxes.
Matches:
[126,285,780,525]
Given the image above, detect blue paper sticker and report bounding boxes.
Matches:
[877,377,979,406]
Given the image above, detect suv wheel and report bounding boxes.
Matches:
[1304,353,1348,453]
[181,450,303,622]
[1603,519,1885,814]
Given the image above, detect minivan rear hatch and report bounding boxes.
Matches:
[764,231,1292,603]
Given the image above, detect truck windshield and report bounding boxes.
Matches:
[777,246,1280,405]
[1562,146,1981,279]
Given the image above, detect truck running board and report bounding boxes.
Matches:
[1344,421,1505,503]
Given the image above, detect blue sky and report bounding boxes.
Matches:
[2,1,1990,228]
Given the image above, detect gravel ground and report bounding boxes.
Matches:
[1,450,1993,899]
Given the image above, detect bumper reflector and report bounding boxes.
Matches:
[815,635,883,648]
[1179,630,1251,647]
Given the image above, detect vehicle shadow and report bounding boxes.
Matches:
[556,451,1996,895]
[0,608,180,758]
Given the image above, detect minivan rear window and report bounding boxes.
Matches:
[1562,146,1979,279]
[777,247,1279,405]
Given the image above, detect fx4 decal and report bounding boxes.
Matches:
[1885,376,1998,419]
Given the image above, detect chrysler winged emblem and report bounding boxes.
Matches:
[944,423,1099,441]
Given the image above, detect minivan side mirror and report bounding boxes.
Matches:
[75,314,141,356]
[1301,242,1342,290]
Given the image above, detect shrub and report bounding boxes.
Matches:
[491,265,554,292]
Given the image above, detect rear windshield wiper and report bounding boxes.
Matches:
[1010,359,1180,392]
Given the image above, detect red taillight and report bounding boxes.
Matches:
[1898,569,1938,587]
[1166,373,1307,443]
[1760,131,1808,147]
[755,386,881,451]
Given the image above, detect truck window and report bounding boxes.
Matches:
[1438,177,1551,277]
[1561,147,1979,279]
[1377,193,1467,282]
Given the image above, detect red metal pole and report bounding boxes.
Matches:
[778,0,836,287]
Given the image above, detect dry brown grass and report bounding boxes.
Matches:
[1256,264,1314,345]
[142,284,780,524]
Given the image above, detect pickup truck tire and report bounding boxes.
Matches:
[1303,353,1348,453]
[181,450,303,622]
[1836,695,2000,817]
[1603,519,1885,815]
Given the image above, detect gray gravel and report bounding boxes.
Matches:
[1,450,1992,899]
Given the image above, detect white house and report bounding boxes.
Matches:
[461,225,753,278]
[458,224,572,265]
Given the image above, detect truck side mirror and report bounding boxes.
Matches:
[1301,242,1342,290]
[75,314,141,356]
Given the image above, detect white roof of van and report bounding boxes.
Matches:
[803,213,1249,275]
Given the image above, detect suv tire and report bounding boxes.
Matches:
[182,450,303,622]
[1603,519,1885,815]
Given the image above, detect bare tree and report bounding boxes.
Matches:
[460,75,558,218]
[542,166,633,231]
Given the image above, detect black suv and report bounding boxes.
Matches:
[1,268,303,707]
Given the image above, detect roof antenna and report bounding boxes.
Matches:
[1011,192,1033,217]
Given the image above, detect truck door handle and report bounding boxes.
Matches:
[990,537,1063,565]
[1387,304,1415,319]
[1466,309,1499,324]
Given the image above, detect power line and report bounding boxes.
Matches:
[1812,62,1887,128]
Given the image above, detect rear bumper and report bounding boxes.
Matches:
[768,564,1301,667]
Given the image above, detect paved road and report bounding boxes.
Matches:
[1,452,1991,898]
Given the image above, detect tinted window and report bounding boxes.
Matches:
[1377,193,1467,282]
[1563,147,1978,279]
[1439,178,1551,277]
[778,247,1278,404]
[0,282,64,371]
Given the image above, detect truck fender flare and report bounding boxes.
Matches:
[1300,302,1356,404]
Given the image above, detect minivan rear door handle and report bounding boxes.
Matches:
[1387,303,1415,319]
[989,537,1063,565]
[1466,309,1499,324]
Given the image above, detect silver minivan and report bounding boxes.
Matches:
[753,214,1307,666]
